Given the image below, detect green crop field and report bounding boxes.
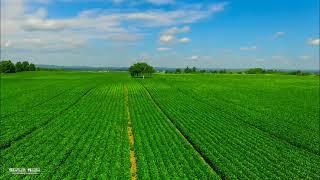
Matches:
[1,71,319,179]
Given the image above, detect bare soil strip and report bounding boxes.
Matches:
[124,85,138,180]
[140,83,226,179]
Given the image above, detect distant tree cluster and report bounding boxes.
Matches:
[0,60,37,73]
[129,62,155,78]
[175,66,198,74]
[245,68,265,74]
[168,67,316,76]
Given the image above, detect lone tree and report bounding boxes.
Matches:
[245,68,265,74]
[129,62,155,78]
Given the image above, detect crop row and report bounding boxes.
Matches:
[1,84,131,179]
[0,74,126,149]
[142,80,320,179]
[0,78,62,101]
[126,82,219,179]
[0,79,84,117]
[157,75,319,155]
[0,72,127,117]
[0,84,94,149]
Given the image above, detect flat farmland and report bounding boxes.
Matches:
[1,71,319,179]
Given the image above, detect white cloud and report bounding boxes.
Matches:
[160,26,191,43]
[308,38,320,46]
[22,18,68,31]
[271,55,283,60]
[240,46,257,51]
[179,37,191,43]
[1,0,227,53]
[274,31,285,38]
[189,55,199,60]
[209,2,228,12]
[157,47,171,51]
[299,55,311,60]
[165,26,190,34]
[159,34,175,43]
[109,0,174,5]
[146,0,175,5]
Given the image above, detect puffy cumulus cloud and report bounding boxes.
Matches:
[308,38,320,46]
[159,34,175,43]
[157,47,171,51]
[240,46,257,51]
[179,37,191,43]
[159,26,191,43]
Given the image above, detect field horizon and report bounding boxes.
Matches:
[1,0,319,178]
[1,71,319,179]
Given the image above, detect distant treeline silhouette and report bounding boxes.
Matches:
[168,67,317,76]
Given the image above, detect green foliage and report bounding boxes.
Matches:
[0,60,36,73]
[245,68,265,74]
[29,63,36,71]
[21,61,30,71]
[1,72,319,179]
[175,68,182,73]
[129,62,155,78]
[1,73,131,179]
[0,60,16,73]
[184,66,192,73]
[128,82,219,178]
[15,62,23,72]
[142,74,320,179]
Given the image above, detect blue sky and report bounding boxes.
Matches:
[1,0,319,69]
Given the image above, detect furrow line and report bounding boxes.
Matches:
[175,87,320,156]
[0,87,95,150]
[2,87,74,118]
[140,82,226,180]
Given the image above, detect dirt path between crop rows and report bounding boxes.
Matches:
[140,82,226,179]
[124,85,138,180]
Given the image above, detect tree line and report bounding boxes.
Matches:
[0,60,37,73]
[169,67,316,76]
